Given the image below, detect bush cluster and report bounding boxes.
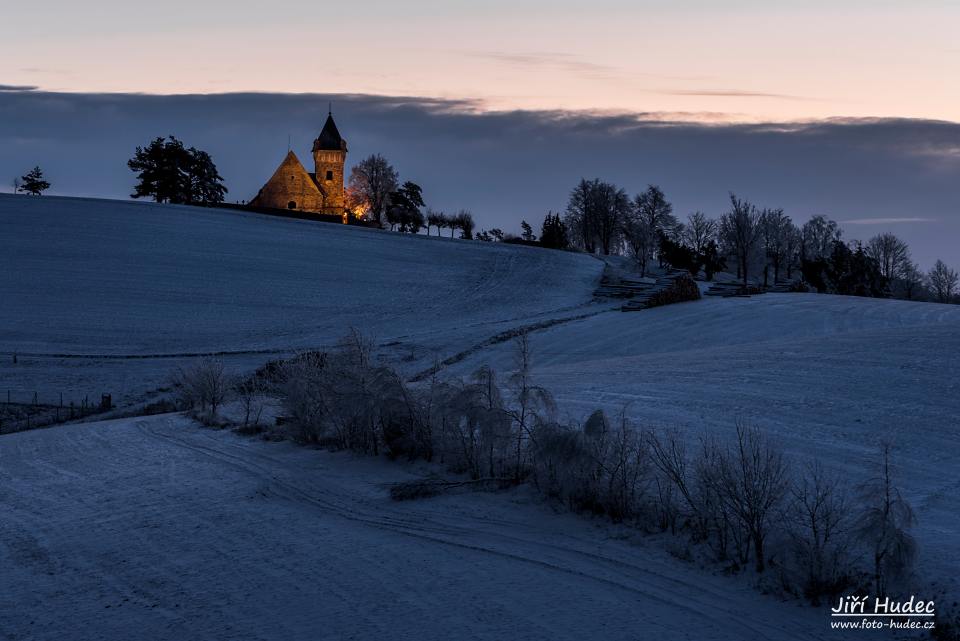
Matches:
[275,330,918,605]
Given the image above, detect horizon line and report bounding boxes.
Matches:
[5,86,960,128]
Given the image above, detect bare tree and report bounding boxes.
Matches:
[853,442,916,597]
[760,208,795,286]
[12,176,21,194]
[236,377,267,428]
[565,179,629,255]
[347,154,399,227]
[801,215,841,262]
[783,223,802,279]
[593,180,629,256]
[896,261,925,300]
[717,423,789,573]
[684,211,717,255]
[425,209,441,235]
[633,185,680,267]
[453,210,475,239]
[506,333,555,480]
[787,463,852,604]
[651,429,702,535]
[622,216,656,276]
[173,358,229,419]
[866,233,912,281]
[927,259,958,303]
[634,185,679,238]
[565,179,598,253]
[719,194,764,286]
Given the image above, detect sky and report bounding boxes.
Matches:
[1,1,958,267]
[3,1,959,122]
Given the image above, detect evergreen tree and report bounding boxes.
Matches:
[701,240,726,281]
[658,233,700,275]
[386,181,425,232]
[186,149,227,204]
[128,136,226,204]
[539,213,569,249]
[20,166,50,196]
[520,220,536,242]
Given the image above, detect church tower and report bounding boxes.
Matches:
[312,111,348,214]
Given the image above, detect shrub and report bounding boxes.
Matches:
[173,357,229,419]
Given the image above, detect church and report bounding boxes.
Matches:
[250,111,348,218]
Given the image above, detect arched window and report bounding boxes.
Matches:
[288,201,297,210]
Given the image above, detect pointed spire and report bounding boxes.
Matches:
[313,110,346,151]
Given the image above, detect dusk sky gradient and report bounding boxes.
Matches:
[4,1,959,122]
[2,1,958,267]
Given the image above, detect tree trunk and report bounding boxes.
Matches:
[754,534,765,573]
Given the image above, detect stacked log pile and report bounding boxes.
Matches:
[620,270,701,311]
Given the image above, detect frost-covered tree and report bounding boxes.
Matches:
[927,259,958,303]
[788,463,852,604]
[684,211,718,255]
[564,178,629,255]
[634,185,680,239]
[719,194,764,286]
[716,424,789,573]
[426,209,446,236]
[452,210,475,239]
[760,208,795,286]
[801,215,842,262]
[633,185,680,267]
[895,261,925,300]
[506,333,555,480]
[173,357,229,419]
[853,442,916,597]
[622,215,656,276]
[866,233,912,281]
[348,154,398,227]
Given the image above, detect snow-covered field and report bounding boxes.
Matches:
[3,194,958,638]
[0,194,604,406]
[1,414,845,641]
[445,294,960,604]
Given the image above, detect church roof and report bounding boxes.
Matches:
[253,150,327,198]
[313,113,346,151]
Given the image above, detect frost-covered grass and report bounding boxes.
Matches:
[0,194,604,405]
[0,414,851,641]
[445,293,960,604]
[3,194,958,637]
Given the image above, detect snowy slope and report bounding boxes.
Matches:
[444,293,960,600]
[0,194,604,404]
[0,414,850,641]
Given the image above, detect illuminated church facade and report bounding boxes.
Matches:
[250,112,348,217]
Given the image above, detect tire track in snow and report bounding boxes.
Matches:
[136,417,827,641]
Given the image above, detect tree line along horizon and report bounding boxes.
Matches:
[11,136,959,305]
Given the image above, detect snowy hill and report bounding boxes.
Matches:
[0,194,604,405]
[444,293,960,602]
[0,414,849,641]
[3,194,959,637]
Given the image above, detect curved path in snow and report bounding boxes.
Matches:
[0,415,850,641]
